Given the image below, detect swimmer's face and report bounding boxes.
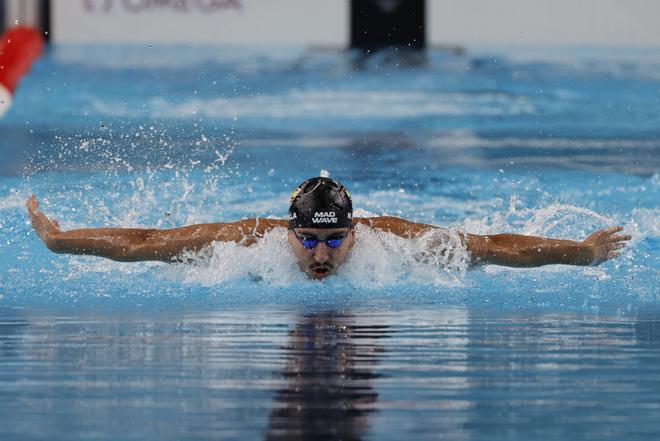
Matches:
[287,227,355,280]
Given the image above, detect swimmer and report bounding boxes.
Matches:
[27,177,631,280]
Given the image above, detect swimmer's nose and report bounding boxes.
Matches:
[312,243,330,264]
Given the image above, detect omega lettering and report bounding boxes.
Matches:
[83,0,242,14]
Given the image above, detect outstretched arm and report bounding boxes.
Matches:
[356,216,631,267]
[27,195,286,262]
[464,227,630,267]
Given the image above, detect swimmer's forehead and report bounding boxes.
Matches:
[294,227,350,236]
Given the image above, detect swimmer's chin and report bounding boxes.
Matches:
[307,267,334,280]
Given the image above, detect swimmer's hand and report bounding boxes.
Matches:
[27,195,61,248]
[579,226,631,266]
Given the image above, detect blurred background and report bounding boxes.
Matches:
[4,0,660,135]
[3,0,660,46]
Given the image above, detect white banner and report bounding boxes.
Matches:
[50,0,660,47]
[52,0,349,45]
[429,0,660,46]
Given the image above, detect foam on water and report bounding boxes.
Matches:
[343,225,469,287]
[459,199,615,237]
[0,189,25,211]
[166,227,305,286]
[143,90,538,120]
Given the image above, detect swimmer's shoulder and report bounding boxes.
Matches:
[178,218,286,246]
[353,216,437,238]
[229,217,288,240]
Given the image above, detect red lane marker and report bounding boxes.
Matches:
[0,26,45,117]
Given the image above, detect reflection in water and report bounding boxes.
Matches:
[266,312,390,441]
[634,307,660,344]
[459,310,660,440]
[2,308,660,440]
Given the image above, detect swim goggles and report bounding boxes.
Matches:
[293,229,349,249]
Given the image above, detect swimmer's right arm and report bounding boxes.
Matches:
[356,215,630,267]
[27,195,286,262]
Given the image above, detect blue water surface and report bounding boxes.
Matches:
[0,45,659,440]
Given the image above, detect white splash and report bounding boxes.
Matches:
[164,227,306,286]
[460,201,615,239]
[0,189,25,211]
[159,223,470,288]
[341,224,469,287]
[628,208,659,238]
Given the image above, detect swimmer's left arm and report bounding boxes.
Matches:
[464,227,631,267]
[356,216,631,267]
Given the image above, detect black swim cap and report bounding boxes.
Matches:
[288,177,353,229]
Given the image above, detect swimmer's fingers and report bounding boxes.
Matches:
[584,226,630,247]
[595,242,627,264]
[583,227,612,243]
[608,234,632,243]
[596,226,624,240]
[600,226,631,246]
[583,227,630,264]
[26,194,40,214]
[608,242,627,251]
[591,226,621,235]
[26,195,61,238]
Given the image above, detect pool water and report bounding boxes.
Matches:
[0,45,659,440]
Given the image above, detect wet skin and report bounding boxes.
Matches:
[287,227,355,280]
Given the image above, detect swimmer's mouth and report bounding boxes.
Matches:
[309,265,333,279]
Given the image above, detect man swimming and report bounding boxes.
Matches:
[27,177,631,280]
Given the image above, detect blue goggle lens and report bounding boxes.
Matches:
[302,239,318,249]
[327,238,343,248]
[298,234,347,249]
[302,238,343,249]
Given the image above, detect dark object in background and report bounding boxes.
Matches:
[0,0,50,41]
[0,2,4,36]
[350,0,426,52]
[39,0,50,42]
